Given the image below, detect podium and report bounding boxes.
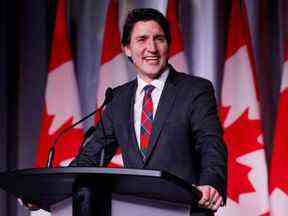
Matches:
[0,167,208,216]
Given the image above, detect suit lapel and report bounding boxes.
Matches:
[142,67,178,166]
[123,80,145,167]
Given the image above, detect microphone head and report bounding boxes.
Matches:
[104,87,114,105]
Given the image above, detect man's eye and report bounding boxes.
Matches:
[156,36,166,42]
[136,37,146,42]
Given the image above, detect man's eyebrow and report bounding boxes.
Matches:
[134,33,165,38]
[154,34,166,38]
[135,35,147,38]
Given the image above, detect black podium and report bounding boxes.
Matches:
[0,168,205,216]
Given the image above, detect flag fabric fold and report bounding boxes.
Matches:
[35,0,83,168]
[166,0,188,74]
[217,0,270,215]
[96,0,129,167]
[269,40,288,216]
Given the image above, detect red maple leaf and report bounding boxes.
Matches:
[35,105,84,167]
[107,148,123,168]
[269,89,288,194]
[219,106,263,202]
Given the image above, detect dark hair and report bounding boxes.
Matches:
[121,8,171,46]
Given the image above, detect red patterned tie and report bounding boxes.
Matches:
[140,85,155,159]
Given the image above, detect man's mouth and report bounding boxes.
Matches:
[143,56,160,64]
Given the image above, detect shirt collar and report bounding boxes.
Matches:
[136,68,170,94]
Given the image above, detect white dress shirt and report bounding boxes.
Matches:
[134,69,170,147]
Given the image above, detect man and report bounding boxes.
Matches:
[71,8,227,215]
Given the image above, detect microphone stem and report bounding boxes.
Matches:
[99,110,107,167]
[78,126,96,155]
[46,87,113,168]
[47,146,55,168]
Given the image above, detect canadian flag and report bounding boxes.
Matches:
[96,0,129,167]
[166,0,188,74]
[35,0,84,168]
[217,0,270,215]
[269,40,288,216]
[33,0,83,215]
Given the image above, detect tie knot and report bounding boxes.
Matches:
[143,85,155,96]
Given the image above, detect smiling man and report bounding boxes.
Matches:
[71,8,227,215]
[123,20,169,82]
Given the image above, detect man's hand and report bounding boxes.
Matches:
[17,198,40,211]
[197,185,222,211]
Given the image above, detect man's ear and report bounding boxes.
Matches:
[123,45,131,57]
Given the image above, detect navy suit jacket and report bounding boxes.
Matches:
[71,65,227,203]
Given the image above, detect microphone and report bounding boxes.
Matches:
[46,87,113,168]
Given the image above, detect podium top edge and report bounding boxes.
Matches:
[4,167,166,178]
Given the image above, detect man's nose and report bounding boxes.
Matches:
[147,39,157,52]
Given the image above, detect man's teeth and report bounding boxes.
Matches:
[145,57,159,60]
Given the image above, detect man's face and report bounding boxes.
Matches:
[124,20,169,82]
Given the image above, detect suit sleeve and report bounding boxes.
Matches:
[189,81,227,201]
[70,102,118,167]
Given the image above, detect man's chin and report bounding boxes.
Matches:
[135,64,168,80]
[145,65,167,75]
